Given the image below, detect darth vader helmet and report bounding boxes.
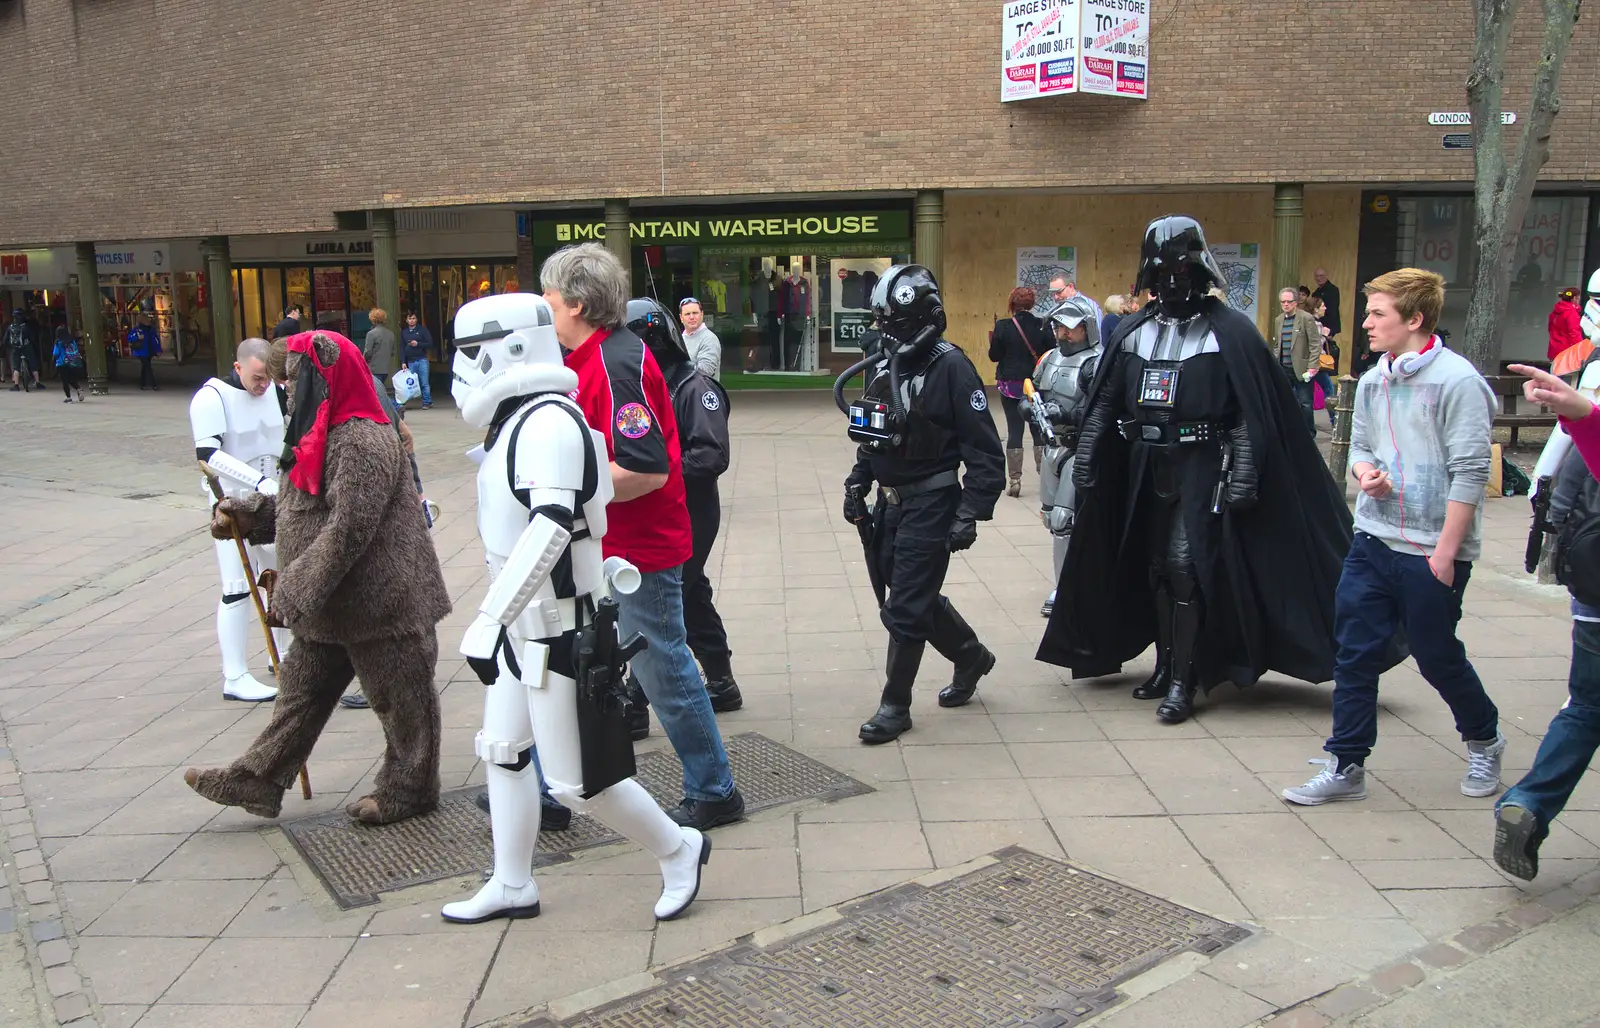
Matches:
[625,297,688,370]
[1134,216,1228,316]
[869,265,946,358]
[1046,296,1100,354]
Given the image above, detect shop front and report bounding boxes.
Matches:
[522,204,914,375]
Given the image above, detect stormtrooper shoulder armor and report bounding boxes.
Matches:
[509,399,596,496]
[190,380,229,447]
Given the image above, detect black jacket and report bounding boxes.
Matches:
[271,316,300,341]
[665,363,731,481]
[1312,282,1342,336]
[988,312,1046,382]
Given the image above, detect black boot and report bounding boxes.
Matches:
[860,640,924,744]
[1156,596,1202,724]
[931,602,995,708]
[1132,587,1174,700]
[626,673,651,741]
[700,654,744,713]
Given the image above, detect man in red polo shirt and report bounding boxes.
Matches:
[542,243,744,830]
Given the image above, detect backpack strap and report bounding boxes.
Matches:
[504,396,600,525]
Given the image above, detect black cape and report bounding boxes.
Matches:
[1036,298,1363,688]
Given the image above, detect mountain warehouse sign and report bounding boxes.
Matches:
[531,211,908,247]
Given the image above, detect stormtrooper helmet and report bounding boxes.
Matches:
[451,293,568,427]
[1047,296,1100,354]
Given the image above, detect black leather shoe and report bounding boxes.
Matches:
[938,647,995,708]
[668,790,746,830]
[1131,671,1169,701]
[705,676,744,712]
[473,789,574,832]
[859,704,913,744]
[1156,681,1197,724]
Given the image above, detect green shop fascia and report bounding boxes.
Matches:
[521,204,912,373]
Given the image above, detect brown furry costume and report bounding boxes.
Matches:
[185,331,451,824]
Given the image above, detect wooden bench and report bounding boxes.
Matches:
[1484,374,1556,447]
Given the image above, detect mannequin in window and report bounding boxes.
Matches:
[782,265,810,371]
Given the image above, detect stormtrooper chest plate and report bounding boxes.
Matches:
[212,381,285,479]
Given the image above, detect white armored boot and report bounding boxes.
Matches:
[441,760,542,923]
[218,598,277,702]
[585,778,709,921]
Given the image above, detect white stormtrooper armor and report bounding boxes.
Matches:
[1534,268,1600,481]
[189,375,288,703]
[440,293,708,927]
[1029,298,1103,617]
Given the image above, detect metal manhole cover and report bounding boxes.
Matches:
[516,847,1248,1028]
[281,732,871,908]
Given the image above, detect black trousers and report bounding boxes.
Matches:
[783,315,806,370]
[138,356,157,388]
[998,394,1043,449]
[764,313,782,370]
[872,485,961,644]
[682,477,731,675]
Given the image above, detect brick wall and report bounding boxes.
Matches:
[0,0,1594,245]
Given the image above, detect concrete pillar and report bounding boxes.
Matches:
[1271,183,1306,304]
[74,242,108,394]
[914,190,945,284]
[201,236,236,378]
[603,199,631,276]
[372,209,401,374]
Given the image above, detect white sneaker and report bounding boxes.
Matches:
[223,673,278,703]
[654,828,710,921]
[1282,757,1367,806]
[1461,731,1507,798]
[441,877,541,924]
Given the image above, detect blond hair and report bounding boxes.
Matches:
[1363,268,1445,334]
[369,308,387,326]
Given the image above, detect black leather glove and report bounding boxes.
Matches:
[843,480,872,525]
[466,655,499,686]
[949,516,978,553]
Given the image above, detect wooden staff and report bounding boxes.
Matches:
[200,463,312,800]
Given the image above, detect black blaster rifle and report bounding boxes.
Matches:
[573,596,648,796]
[1526,474,1555,574]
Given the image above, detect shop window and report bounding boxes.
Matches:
[262,267,285,324]
[466,264,492,302]
[285,267,312,323]
[312,266,349,335]
[438,265,464,348]
[238,267,264,340]
[493,263,518,294]
[1396,195,1590,362]
[348,265,377,338]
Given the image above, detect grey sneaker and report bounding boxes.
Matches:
[1461,731,1507,798]
[1282,757,1367,806]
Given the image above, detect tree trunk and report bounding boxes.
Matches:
[1463,0,1583,373]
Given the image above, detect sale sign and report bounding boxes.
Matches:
[1080,0,1149,98]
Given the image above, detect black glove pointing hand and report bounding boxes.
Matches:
[948,516,978,553]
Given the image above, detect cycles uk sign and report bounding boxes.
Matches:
[1002,0,1147,102]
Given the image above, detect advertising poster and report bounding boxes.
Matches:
[1415,198,1464,282]
[1079,0,1150,98]
[1017,246,1077,318]
[1209,243,1259,324]
[1001,0,1079,102]
[831,257,892,352]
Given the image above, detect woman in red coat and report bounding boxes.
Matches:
[1550,288,1584,362]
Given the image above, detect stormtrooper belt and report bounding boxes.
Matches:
[878,470,960,505]
[1119,420,1222,445]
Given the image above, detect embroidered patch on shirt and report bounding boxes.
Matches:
[701,390,721,411]
[970,388,988,412]
[615,402,653,439]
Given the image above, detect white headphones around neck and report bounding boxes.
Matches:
[1378,337,1444,379]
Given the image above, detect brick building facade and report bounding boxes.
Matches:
[0,0,1596,378]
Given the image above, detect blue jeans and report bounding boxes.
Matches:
[1327,533,1498,766]
[408,358,431,406]
[1291,378,1315,433]
[617,564,735,802]
[1500,620,1600,832]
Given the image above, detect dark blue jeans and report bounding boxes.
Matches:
[408,357,431,406]
[1327,533,1498,766]
[1500,620,1600,832]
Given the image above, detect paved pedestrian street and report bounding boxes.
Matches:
[1,385,1598,1028]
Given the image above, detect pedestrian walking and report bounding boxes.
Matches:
[1284,269,1503,806]
[625,297,742,737]
[1549,288,1584,364]
[129,315,162,390]
[988,287,1047,497]
[1494,363,1600,878]
[52,327,85,402]
[271,304,303,341]
[1099,294,1127,343]
[678,298,721,380]
[1273,288,1321,432]
[541,242,746,831]
[6,309,40,392]
[362,307,397,375]
[1305,297,1338,431]
[1047,274,1103,325]
[401,312,434,409]
[1313,268,1342,340]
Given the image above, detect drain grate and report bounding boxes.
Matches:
[281,732,872,908]
[516,847,1248,1028]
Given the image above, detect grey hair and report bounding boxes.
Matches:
[236,337,270,366]
[1279,287,1299,301]
[540,242,628,329]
